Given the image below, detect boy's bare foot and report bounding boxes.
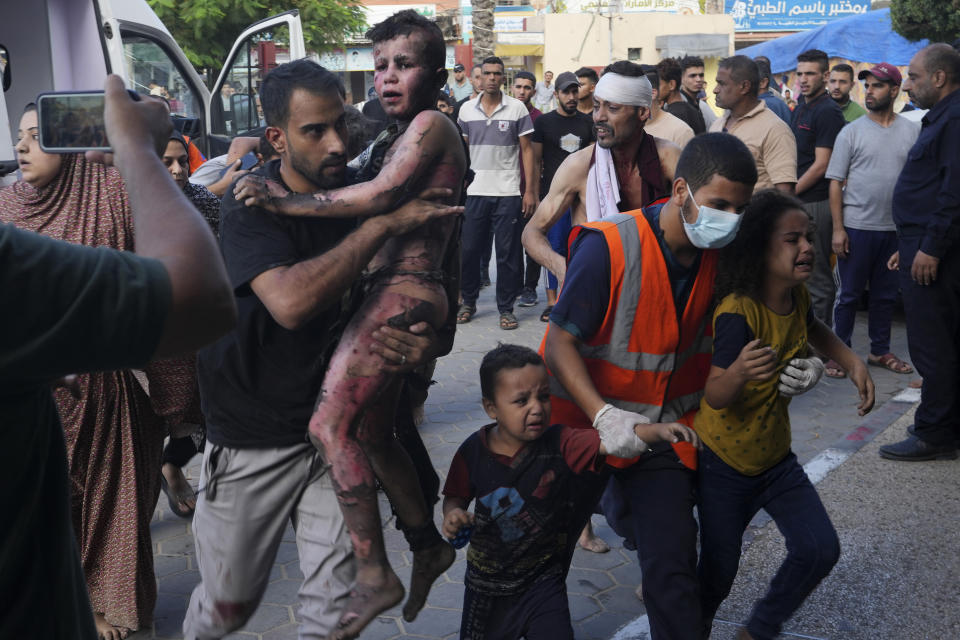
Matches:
[577,522,610,553]
[403,541,456,622]
[634,583,643,601]
[94,613,128,640]
[328,569,404,640]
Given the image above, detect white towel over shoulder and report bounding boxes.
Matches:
[585,144,621,222]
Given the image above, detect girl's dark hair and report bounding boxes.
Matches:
[480,344,544,400]
[714,189,807,302]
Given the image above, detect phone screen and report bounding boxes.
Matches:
[37,91,110,153]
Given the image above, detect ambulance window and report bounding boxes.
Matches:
[1,45,9,92]
[122,35,200,120]
[212,23,290,137]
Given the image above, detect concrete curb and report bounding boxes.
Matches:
[610,393,920,640]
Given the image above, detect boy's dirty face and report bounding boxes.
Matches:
[482,364,552,447]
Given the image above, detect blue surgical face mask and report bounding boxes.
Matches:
[681,190,742,249]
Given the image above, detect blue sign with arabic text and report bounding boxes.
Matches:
[726,0,871,32]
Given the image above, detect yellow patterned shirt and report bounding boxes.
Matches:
[694,287,813,475]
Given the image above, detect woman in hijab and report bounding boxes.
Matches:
[0,104,200,640]
[155,130,221,519]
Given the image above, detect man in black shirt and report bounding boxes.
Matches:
[186,60,458,638]
[791,49,846,334]
[679,55,717,130]
[657,56,705,134]
[530,71,595,313]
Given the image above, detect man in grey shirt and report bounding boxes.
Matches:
[826,62,919,377]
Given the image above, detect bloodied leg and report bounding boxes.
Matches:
[308,279,454,640]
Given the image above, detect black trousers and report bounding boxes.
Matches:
[590,454,701,640]
[899,235,960,445]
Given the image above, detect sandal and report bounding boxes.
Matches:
[868,353,914,374]
[499,312,519,330]
[824,359,846,379]
[540,305,554,323]
[456,304,476,324]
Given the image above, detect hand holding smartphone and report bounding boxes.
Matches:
[36,89,142,153]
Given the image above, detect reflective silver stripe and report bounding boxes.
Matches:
[550,376,665,422]
[661,390,704,422]
[605,215,646,359]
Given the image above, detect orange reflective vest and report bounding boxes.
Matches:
[539,204,717,470]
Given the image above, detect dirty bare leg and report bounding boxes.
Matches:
[360,381,454,623]
[308,289,445,640]
[93,613,128,640]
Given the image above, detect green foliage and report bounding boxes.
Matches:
[147,0,366,74]
[890,0,960,43]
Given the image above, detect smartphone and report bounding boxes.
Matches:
[36,89,140,153]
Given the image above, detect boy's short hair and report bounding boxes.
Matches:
[680,55,705,71]
[575,67,599,84]
[656,57,682,90]
[676,132,758,194]
[483,56,505,70]
[366,9,447,73]
[480,344,545,400]
[797,49,829,72]
[602,60,644,78]
[830,63,855,79]
[515,70,536,84]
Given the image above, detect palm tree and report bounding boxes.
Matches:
[472,0,495,66]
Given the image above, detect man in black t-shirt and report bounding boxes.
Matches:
[186,60,457,638]
[530,71,596,313]
[791,48,846,331]
[658,56,705,134]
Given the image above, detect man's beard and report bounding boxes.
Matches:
[866,95,891,112]
[290,147,344,189]
[559,101,578,115]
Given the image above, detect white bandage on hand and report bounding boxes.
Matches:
[592,403,650,458]
[778,357,825,397]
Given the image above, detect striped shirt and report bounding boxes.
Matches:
[458,92,534,197]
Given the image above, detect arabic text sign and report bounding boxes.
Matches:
[725,0,871,31]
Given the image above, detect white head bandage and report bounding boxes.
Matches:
[594,72,653,108]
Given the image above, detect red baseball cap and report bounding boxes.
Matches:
[858,62,902,86]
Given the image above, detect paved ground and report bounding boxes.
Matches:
[136,285,926,640]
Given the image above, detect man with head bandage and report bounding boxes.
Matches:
[522,61,682,286]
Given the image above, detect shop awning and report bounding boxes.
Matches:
[655,33,730,59]
[495,43,545,57]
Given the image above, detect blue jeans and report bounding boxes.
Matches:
[833,228,898,355]
[461,195,523,313]
[697,446,839,640]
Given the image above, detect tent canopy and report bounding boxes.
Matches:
[737,8,929,73]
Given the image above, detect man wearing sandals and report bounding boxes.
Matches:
[825,62,918,380]
[457,56,537,331]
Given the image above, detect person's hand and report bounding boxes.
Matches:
[911,250,939,286]
[832,228,849,259]
[847,360,875,416]
[206,159,251,197]
[522,192,538,218]
[371,321,438,372]
[732,339,778,382]
[778,357,825,396]
[85,75,171,165]
[634,422,701,449]
[887,251,899,271]
[234,174,289,211]
[442,507,475,539]
[593,403,650,458]
[379,188,463,236]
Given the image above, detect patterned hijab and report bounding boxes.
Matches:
[0,153,133,250]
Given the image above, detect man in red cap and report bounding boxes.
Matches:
[825,62,919,379]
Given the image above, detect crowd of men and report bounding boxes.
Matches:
[3,6,960,638]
